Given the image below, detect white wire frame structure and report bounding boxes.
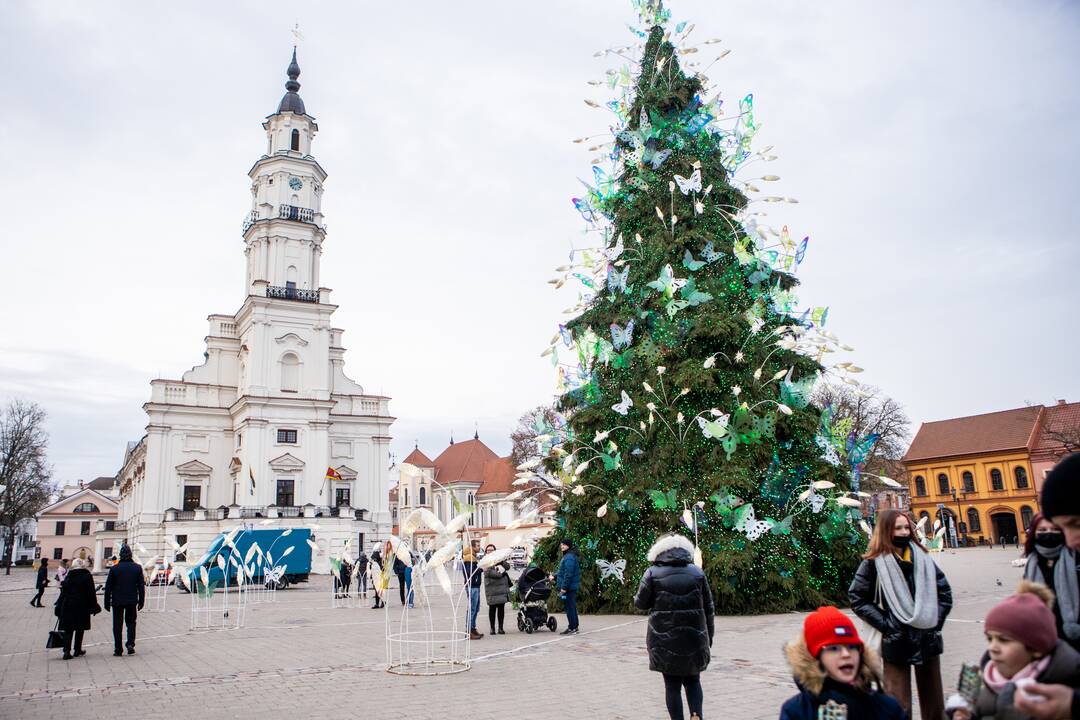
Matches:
[188,543,248,631]
[144,553,174,613]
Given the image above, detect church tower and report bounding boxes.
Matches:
[242,48,327,297]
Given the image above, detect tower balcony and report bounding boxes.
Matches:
[241,211,257,233]
[266,285,320,303]
[279,204,314,223]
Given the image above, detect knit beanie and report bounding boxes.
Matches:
[1041,452,1080,520]
[119,545,133,561]
[560,538,575,550]
[803,606,863,658]
[985,585,1057,655]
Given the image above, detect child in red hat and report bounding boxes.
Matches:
[780,606,905,719]
[947,581,1080,719]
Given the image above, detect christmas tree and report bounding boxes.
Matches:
[526,0,878,615]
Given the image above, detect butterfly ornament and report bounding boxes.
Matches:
[610,320,635,349]
[596,558,627,583]
[734,504,774,541]
[674,167,703,195]
[612,390,633,415]
[646,264,687,299]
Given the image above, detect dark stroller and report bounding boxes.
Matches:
[515,566,557,634]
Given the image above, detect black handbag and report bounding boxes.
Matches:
[46,619,64,649]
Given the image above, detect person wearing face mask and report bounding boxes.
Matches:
[849,508,953,720]
[1021,512,1080,652]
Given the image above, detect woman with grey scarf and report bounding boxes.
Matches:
[849,509,953,720]
[1022,511,1080,651]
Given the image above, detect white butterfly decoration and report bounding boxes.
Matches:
[735,505,774,541]
[807,492,827,514]
[611,390,633,416]
[674,168,702,195]
[607,265,631,295]
[610,320,635,349]
[596,558,627,583]
[817,435,842,466]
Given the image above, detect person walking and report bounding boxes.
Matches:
[849,508,952,720]
[393,553,408,606]
[634,534,714,720]
[30,558,49,607]
[54,558,100,660]
[103,545,145,656]
[55,558,69,586]
[356,548,369,599]
[483,543,511,635]
[1014,451,1080,719]
[369,544,384,609]
[462,539,483,640]
[555,538,581,635]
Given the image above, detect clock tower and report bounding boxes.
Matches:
[242,48,327,297]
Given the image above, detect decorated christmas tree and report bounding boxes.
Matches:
[525,0,880,615]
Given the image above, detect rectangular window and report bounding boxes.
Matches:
[53,548,63,560]
[103,546,113,560]
[55,521,66,536]
[80,521,90,536]
[276,479,295,507]
[105,521,115,532]
[183,485,201,511]
[175,535,187,562]
[277,429,297,444]
[335,488,351,508]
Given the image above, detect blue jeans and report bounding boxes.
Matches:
[564,589,578,630]
[467,587,481,631]
[404,567,413,606]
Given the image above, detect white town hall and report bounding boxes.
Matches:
[109,50,394,572]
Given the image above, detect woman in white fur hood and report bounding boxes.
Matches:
[634,534,715,720]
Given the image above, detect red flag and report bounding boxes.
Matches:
[325,467,342,481]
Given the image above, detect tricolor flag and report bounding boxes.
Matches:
[249,466,256,495]
[325,467,342,482]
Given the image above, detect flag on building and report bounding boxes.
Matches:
[249,466,256,495]
[325,466,342,482]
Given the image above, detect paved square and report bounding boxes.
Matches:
[0,547,1022,719]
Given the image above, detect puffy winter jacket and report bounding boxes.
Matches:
[959,641,1080,719]
[633,535,715,676]
[848,553,953,666]
[484,562,512,605]
[555,550,581,592]
[104,559,145,609]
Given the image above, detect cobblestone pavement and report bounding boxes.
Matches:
[0,547,1024,719]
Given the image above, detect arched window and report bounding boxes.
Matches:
[1021,505,1034,532]
[468,493,475,525]
[914,476,926,496]
[286,265,298,290]
[290,129,300,151]
[1014,467,1029,489]
[918,510,931,527]
[73,503,100,513]
[990,469,1004,491]
[937,473,949,495]
[403,487,408,507]
[962,471,975,493]
[419,486,426,506]
[967,508,982,533]
[280,352,299,392]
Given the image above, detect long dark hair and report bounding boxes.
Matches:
[864,508,926,559]
[1023,512,1059,557]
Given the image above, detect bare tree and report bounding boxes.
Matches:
[1,400,55,574]
[814,383,912,491]
[509,405,561,467]
[1041,420,1080,456]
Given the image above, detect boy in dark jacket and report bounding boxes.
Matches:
[780,605,906,720]
[103,545,145,656]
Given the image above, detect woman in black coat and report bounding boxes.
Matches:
[634,534,714,720]
[30,558,49,607]
[54,558,100,659]
[848,509,951,720]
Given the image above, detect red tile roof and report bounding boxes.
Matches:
[903,406,1043,463]
[432,438,498,486]
[402,447,435,467]
[1033,401,1080,455]
[478,456,515,495]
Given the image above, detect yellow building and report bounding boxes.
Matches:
[903,406,1041,545]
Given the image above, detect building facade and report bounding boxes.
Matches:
[115,50,394,572]
[36,478,119,569]
[903,403,1079,546]
[0,518,38,565]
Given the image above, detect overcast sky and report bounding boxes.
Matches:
[1,1,1077,485]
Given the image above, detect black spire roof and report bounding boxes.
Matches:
[276,47,306,115]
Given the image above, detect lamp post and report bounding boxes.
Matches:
[949,486,967,548]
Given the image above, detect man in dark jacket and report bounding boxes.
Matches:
[355,550,369,598]
[393,554,407,605]
[462,539,484,640]
[554,538,582,635]
[104,544,145,656]
[30,558,49,607]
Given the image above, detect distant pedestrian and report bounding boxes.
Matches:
[554,538,581,635]
[103,545,145,656]
[392,552,408,606]
[55,558,100,660]
[338,559,352,598]
[483,543,511,635]
[849,509,952,720]
[369,545,384,609]
[356,549,368,599]
[30,558,49,607]
[462,539,483,640]
[634,534,714,720]
[779,606,904,720]
[55,559,69,586]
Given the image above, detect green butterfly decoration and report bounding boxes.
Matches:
[612,347,634,369]
[779,372,816,410]
[770,515,794,536]
[754,413,777,438]
[646,264,687,299]
[452,495,476,516]
[601,451,622,471]
[682,249,706,271]
[679,277,713,307]
[648,488,678,511]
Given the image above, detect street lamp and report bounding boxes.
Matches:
[949,486,967,548]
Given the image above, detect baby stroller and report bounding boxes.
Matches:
[515,566,557,634]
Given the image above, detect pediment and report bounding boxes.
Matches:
[176,460,213,476]
[274,332,308,347]
[269,452,305,470]
[335,465,358,480]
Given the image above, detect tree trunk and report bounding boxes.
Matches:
[3,526,14,575]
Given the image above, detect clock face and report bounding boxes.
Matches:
[288,177,303,191]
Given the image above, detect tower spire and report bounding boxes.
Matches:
[276,47,306,115]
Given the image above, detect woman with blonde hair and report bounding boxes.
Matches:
[848,508,952,719]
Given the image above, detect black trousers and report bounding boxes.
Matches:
[488,603,505,631]
[396,572,406,604]
[63,629,84,656]
[31,588,45,606]
[112,605,137,651]
[662,673,703,720]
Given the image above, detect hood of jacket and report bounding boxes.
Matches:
[647,534,695,565]
[784,634,881,696]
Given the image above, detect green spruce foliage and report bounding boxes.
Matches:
[532,12,869,615]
